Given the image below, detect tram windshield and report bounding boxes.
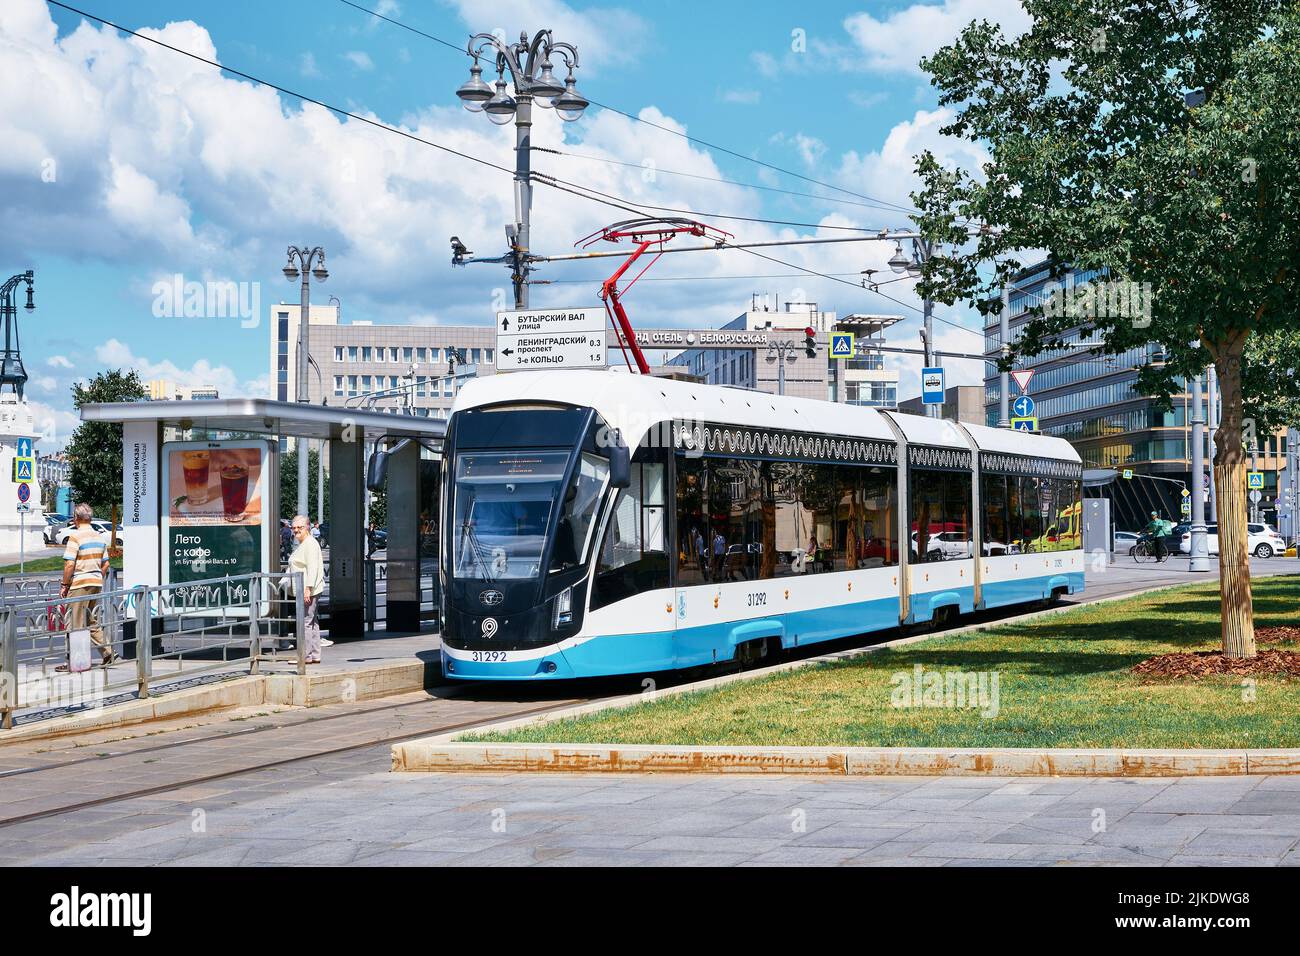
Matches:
[452,450,569,580]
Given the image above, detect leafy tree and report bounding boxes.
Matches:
[911,0,1300,657]
[368,485,387,527]
[66,370,146,516]
[278,446,330,524]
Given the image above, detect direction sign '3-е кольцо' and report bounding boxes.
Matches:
[497,308,607,372]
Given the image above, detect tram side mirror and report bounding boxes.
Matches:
[609,444,631,490]
[366,449,389,492]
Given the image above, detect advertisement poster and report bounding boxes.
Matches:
[161,440,273,609]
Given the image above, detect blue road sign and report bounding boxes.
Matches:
[1011,394,1036,419]
[829,332,855,358]
[14,458,33,482]
[16,481,30,504]
[16,437,32,459]
[1247,472,1265,490]
[1011,417,1038,432]
[921,367,945,405]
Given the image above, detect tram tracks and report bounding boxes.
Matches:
[0,693,592,829]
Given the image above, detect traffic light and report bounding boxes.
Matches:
[803,326,816,358]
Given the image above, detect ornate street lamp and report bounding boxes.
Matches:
[454,30,587,308]
[284,245,327,519]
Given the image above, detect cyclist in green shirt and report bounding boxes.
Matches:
[1143,510,1172,559]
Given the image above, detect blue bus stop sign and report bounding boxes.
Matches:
[921,367,945,405]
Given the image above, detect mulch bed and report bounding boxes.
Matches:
[1133,633,1300,680]
[1257,626,1300,645]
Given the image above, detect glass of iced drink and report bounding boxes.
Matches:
[182,451,211,505]
[220,462,250,520]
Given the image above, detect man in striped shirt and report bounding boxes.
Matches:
[59,502,117,668]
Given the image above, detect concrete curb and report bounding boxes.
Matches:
[417,580,1198,747]
[390,742,1300,777]
[389,579,1295,778]
[1,657,433,743]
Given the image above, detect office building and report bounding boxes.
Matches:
[987,261,1289,527]
[665,300,900,406]
[269,304,498,420]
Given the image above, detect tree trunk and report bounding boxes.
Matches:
[1213,338,1256,658]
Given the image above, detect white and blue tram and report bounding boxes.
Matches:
[439,370,1084,680]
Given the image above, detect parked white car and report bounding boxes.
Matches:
[1113,530,1139,553]
[1180,523,1286,558]
[54,519,121,547]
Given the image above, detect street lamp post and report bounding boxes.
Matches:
[888,239,940,419]
[1188,370,1210,572]
[765,340,799,396]
[283,245,328,521]
[454,30,588,309]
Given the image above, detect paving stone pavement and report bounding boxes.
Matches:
[2,740,1298,866]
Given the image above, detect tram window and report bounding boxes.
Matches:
[592,461,669,610]
[551,453,609,573]
[770,462,835,576]
[675,455,708,586]
[838,465,898,569]
[1017,476,1044,552]
[909,470,972,561]
[909,470,944,563]
[708,458,766,582]
[981,474,1010,556]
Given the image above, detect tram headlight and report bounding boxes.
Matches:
[552,587,573,629]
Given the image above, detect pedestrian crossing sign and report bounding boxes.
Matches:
[1011,416,1038,432]
[829,332,855,359]
[1122,469,1133,480]
[1247,472,1265,490]
[13,458,33,482]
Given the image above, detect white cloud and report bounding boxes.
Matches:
[718,88,761,105]
[94,338,267,397]
[843,0,1031,75]
[47,355,74,368]
[833,107,988,216]
[770,132,827,169]
[443,0,649,74]
[300,51,320,77]
[343,50,374,71]
[26,397,80,451]
[0,0,994,423]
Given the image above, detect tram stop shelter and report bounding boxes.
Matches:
[80,397,445,638]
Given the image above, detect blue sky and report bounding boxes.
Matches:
[3,0,1027,447]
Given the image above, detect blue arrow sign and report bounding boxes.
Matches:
[1012,395,1036,419]
[16,437,32,459]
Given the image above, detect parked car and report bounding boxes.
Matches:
[1113,530,1140,553]
[54,519,121,547]
[1179,522,1286,558]
[43,513,70,545]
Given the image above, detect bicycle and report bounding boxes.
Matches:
[1132,533,1170,564]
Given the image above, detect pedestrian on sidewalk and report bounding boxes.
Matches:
[289,514,325,664]
[58,502,118,670]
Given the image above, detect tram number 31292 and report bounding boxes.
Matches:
[747,592,767,607]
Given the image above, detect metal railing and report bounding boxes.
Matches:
[0,569,121,605]
[363,558,439,632]
[0,571,305,730]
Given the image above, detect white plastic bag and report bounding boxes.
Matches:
[68,628,93,673]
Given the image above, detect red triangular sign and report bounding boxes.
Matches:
[1010,369,1034,393]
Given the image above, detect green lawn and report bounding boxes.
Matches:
[469,576,1300,750]
[0,555,123,575]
